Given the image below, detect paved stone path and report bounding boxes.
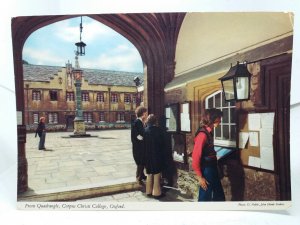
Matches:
[25,129,136,192]
[24,129,195,202]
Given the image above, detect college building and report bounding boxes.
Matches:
[23,62,144,132]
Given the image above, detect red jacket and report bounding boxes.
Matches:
[192,126,213,177]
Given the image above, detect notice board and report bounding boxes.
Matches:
[180,102,191,132]
[165,104,179,132]
[239,112,275,171]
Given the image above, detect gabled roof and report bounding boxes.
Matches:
[23,64,143,87]
[23,64,61,82]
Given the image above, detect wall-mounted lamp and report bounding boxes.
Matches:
[133,76,141,87]
[75,16,86,56]
[133,76,141,106]
[219,61,252,102]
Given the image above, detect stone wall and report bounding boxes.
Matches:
[177,156,278,201]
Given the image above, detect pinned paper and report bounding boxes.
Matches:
[248,156,261,168]
[249,132,259,147]
[239,132,249,149]
[248,114,261,130]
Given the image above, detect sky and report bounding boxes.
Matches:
[23,16,144,73]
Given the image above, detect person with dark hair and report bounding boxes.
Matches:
[131,106,148,183]
[144,114,165,198]
[192,108,225,201]
[35,116,46,150]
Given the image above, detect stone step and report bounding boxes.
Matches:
[18,177,142,202]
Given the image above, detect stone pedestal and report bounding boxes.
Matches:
[73,118,86,135]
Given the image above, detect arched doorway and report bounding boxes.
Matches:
[12,13,185,193]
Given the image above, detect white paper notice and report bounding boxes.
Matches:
[182,103,189,114]
[180,113,191,132]
[248,156,261,168]
[260,129,273,148]
[248,113,261,130]
[260,147,274,170]
[239,132,249,148]
[258,112,274,170]
[165,107,171,118]
[260,112,275,129]
[249,131,259,147]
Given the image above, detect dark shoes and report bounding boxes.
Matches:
[145,193,166,199]
[38,147,46,150]
[140,175,147,181]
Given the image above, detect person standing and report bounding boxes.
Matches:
[131,106,148,183]
[192,108,225,201]
[144,114,165,198]
[35,116,46,150]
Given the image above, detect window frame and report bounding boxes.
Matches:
[49,90,58,101]
[66,91,75,101]
[48,112,58,124]
[32,90,41,101]
[111,93,118,103]
[99,112,105,122]
[96,92,105,102]
[124,94,131,104]
[116,112,125,122]
[83,112,93,123]
[33,113,39,124]
[81,92,89,102]
[205,90,236,147]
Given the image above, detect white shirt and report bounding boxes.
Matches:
[137,117,144,140]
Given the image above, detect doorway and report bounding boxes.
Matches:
[66,115,75,131]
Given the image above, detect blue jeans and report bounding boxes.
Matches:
[39,131,46,150]
[198,166,225,201]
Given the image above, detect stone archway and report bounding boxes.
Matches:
[12,13,185,193]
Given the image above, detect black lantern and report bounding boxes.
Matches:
[75,16,86,56]
[75,41,86,56]
[219,61,252,102]
[133,76,141,87]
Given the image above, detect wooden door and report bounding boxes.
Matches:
[261,54,291,200]
[66,115,75,131]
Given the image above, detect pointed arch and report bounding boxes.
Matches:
[12,13,185,193]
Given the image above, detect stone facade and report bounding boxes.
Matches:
[23,63,144,131]
[165,52,291,201]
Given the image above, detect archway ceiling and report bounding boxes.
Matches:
[175,12,293,76]
[12,13,185,74]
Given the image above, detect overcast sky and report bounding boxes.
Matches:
[23,16,143,73]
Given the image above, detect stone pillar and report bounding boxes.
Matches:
[73,69,86,135]
[17,125,28,193]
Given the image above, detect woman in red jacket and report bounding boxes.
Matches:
[192,108,225,201]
